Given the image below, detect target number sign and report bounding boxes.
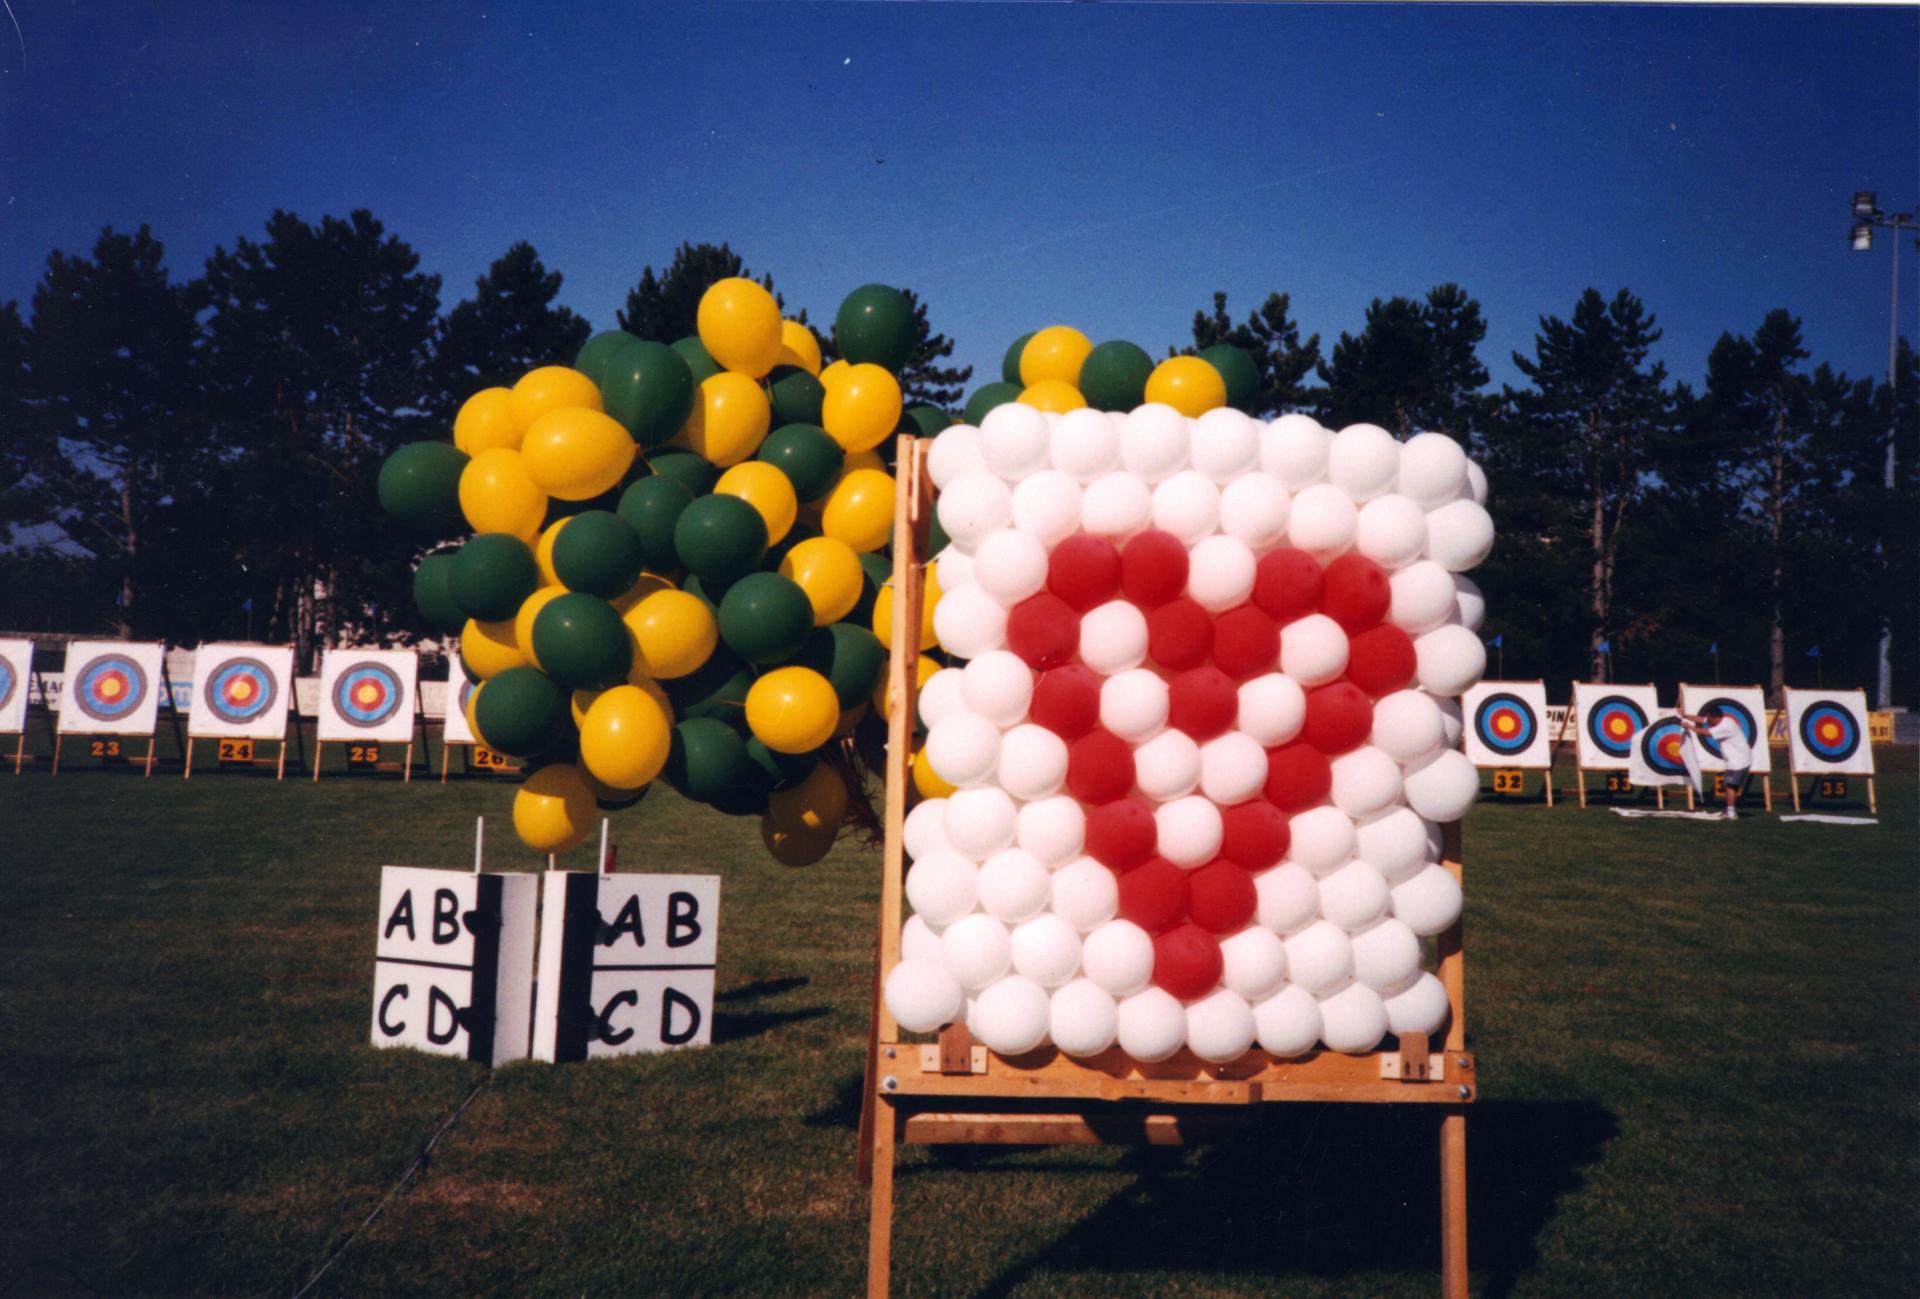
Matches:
[472,746,508,771]
[218,738,255,765]
[1491,768,1524,794]
[1817,777,1849,799]
[1605,772,1633,794]
[348,743,383,769]
[317,650,418,743]
[89,738,125,762]
[372,867,536,1067]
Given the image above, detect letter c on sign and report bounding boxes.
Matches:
[378,984,409,1037]
[595,989,639,1046]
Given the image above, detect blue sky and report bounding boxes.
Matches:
[3,2,1916,395]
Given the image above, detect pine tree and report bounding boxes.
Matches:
[435,242,591,414]
[1185,291,1321,415]
[0,300,39,545]
[1315,284,1490,442]
[615,242,796,343]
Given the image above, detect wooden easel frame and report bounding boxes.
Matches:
[1674,683,1773,813]
[1782,688,1877,814]
[51,653,178,778]
[859,438,1475,1299]
[1473,679,1554,806]
[312,690,426,783]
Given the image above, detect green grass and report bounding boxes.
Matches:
[1,736,1915,1298]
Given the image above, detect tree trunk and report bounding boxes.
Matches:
[1589,415,1608,683]
[1768,421,1786,705]
[117,480,136,640]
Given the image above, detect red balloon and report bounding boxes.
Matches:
[1118,858,1190,934]
[1167,667,1237,742]
[1321,553,1390,633]
[1119,529,1189,608]
[1264,741,1332,812]
[1066,728,1135,804]
[1006,592,1080,669]
[1211,605,1279,679]
[1220,800,1290,870]
[1303,681,1372,755]
[1147,598,1214,671]
[1187,861,1257,933]
[1047,534,1122,612]
[1346,624,1417,698]
[1085,798,1157,873]
[1252,548,1323,624]
[1030,665,1102,739]
[1153,923,1224,1000]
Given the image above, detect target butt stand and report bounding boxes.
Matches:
[858,441,1477,1299]
[312,691,428,783]
[51,649,175,778]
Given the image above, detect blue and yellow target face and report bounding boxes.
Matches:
[202,657,279,725]
[1472,692,1537,758]
[1637,717,1692,779]
[73,653,150,723]
[331,662,405,730]
[0,658,16,715]
[1696,696,1757,760]
[1798,701,1860,764]
[1585,695,1647,760]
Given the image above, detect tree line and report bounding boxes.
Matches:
[1,212,1912,706]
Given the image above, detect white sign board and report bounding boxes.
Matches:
[371,867,536,1066]
[0,639,30,734]
[1570,682,1660,772]
[1461,680,1552,768]
[534,872,720,1063]
[318,649,419,743]
[1784,688,1874,776]
[441,658,477,745]
[1677,684,1771,775]
[188,644,294,739]
[57,641,166,735]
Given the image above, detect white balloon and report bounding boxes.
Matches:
[1330,745,1404,819]
[1432,693,1465,748]
[1017,796,1086,868]
[1011,913,1083,988]
[1050,978,1120,1056]
[1453,573,1486,632]
[1384,971,1451,1036]
[1186,988,1257,1063]
[901,913,945,965]
[1280,613,1349,687]
[1155,796,1223,867]
[1050,407,1121,483]
[942,913,1013,991]
[1186,535,1257,612]
[1288,805,1356,874]
[1391,862,1464,936]
[885,959,964,1033]
[1425,498,1495,572]
[971,974,1051,1055]
[1402,749,1480,822]
[927,425,986,490]
[1237,673,1307,746]
[1415,624,1487,696]
[960,651,1033,726]
[997,723,1069,801]
[1466,459,1489,505]
[1218,472,1291,549]
[1082,919,1155,996]
[917,668,967,731]
[1079,600,1150,675]
[1134,730,1202,802]
[1080,471,1154,539]
[932,584,1009,659]
[1051,857,1121,934]
[1355,807,1435,882]
[1100,668,1170,742]
[1355,494,1428,569]
[1371,690,1446,764]
[1388,560,1459,635]
[937,471,1014,553]
[924,712,1001,789]
[934,546,975,595]
[1115,987,1187,1062]
[1317,859,1391,931]
[1191,408,1261,483]
[1260,414,1330,490]
[905,851,978,926]
[978,401,1051,481]
[1219,925,1288,1001]
[1283,920,1354,993]
[1317,981,1388,1053]
[1151,470,1221,543]
[1199,732,1268,806]
[1120,403,1191,483]
[1396,431,1470,508]
[1253,983,1323,1056]
[1288,483,1358,557]
[1328,423,1401,503]
[972,529,1050,606]
[943,786,1018,860]
[903,798,953,862]
[1011,469,1084,546]
[978,848,1052,924]
[1255,862,1320,935]
[1350,917,1422,991]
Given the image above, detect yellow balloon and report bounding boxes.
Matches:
[570,687,603,732]
[1020,325,1094,387]
[760,816,837,867]
[1145,355,1228,417]
[628,672,675,721]
[460,616,526,679]
[454,386,521,455]
[715,461,798,545]
[521,407,636,501]
[458,448,548,542]
[819,359,851,390]
[768,762,849,833]
[913,746,958,800]
[511,366,603,431]
[696,277,784,377]
[745,666,840,753]
[821,363,903,453]
[513,763,596,853]
[842,447,886,477]
[611,571,674,614]
[623,589,718,679]
[822,467,895,553]
[875,651,939,719]
[579,684,673,790]
[779,536,864,626]
[1019,379,1087,414]
[534,518,568,586]
[514,585,567,671]
[683,372,771,467]
[871,568,940,653]
[777,319,823,375]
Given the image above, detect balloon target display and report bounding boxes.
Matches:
[1462,682,1550,767]
[189,645,294,739]
[57,641,166,736]
[1572,682,1657,771]
[0,638,28,734]
[1786,689,1871,774]
[318,649,419,742]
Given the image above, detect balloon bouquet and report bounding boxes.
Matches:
[379,279,949,863]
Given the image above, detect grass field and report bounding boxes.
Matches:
[1,728,1915,1298]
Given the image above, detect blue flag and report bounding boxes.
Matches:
[1709,642,1718,654]
[1488,633,1503,648]
[1594,637,1611,653]
[241,597,253,612]
[1805,644,1820,658]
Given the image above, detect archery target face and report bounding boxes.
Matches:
[1571,682,1657,771]
[443,656,477,745]
[58,641,165,735]
[318,649,419,742]
[189,644,293,739]
[1677,685,1769,774]
[1461,681,1549,767]
[1785,689,1872,775]
[889,407,1492,1064]
[0,639,30,734]
[1626,713,1697,788]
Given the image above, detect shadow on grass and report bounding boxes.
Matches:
[945,1099,1617,1299]
[805,1071,866,1130]
[716,975,811,1002]
[711,974,828,1043]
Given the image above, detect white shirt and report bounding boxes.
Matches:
[1708,717,1751,769]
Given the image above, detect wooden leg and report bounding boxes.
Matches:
[51,732,62,776]
[441,741,451,783]
[1868,777,1877,815]
[14,731,25,774]
[276,738,287,781]
[866,1096,897,1299]
[404,742,414,783]
[1791,775,1801,812]
[857,945,882,1185]
[1576,768,1586,808]
[1441,1106,1468,1299]
[1543,769,1553,807]
[312,741,324,782]
[183,738,194,779]
[1656,786,1664,811]
[1762,775,1772,812]
[144,736,156,777]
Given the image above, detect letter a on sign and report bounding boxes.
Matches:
[370,866,537,1066]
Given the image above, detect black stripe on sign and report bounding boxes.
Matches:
[463,874,502,1066]
[553,873,600,1064]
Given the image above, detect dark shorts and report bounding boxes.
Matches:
[1722,768,1750,793]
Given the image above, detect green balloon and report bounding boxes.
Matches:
[766,366,826,427]
[680,572,733,610]
[664,717,749,802]
[757,423,844,502]
[835,284,917,372]
[743,737,818,791]
[765,516,822,573]
[1002,333,1034,385]
[673,494,768,586]
[471,666,568,757]
[551,510,644,598]
[575,330,641,392]
[963,381,1023,427]
[615,476,695,573]
[378,441,468,536]
[849,551,892,628]
[665,650,754,732]
[671,336,721,386]
[1199,344,1260,414]
[531,593,632,691]
[599,339,696,447]
[451,533,539,622]
[793,624,885,708]
[1079,340,1155,412]
[645,448,719,497]
[717,572,814,665]
[411,553,466,636]
[903,405,953,441]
